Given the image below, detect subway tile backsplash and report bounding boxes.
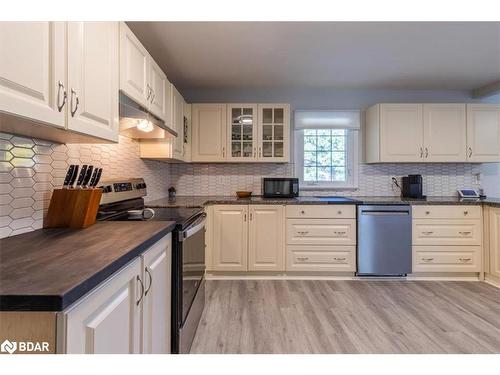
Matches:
[0,131,483,238]
[0,133,170,238]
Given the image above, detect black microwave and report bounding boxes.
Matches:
[262,178,299,198]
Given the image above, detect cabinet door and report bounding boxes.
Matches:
[172,86,185,160]
[67,22,119,142]
[258,104,290,162]
[142,234,171,354]
[379,104,424,162]
[423,104,466,162]
[467,104,500,162]
[248,205,284,271]
[149,59,170,122]
[212,205,248,271]
[490,208,500,278]
[227,104,258,161]
[119,22,149,108]
[64,258,142,354]
[192,104,227,162]
[0,22,66,128]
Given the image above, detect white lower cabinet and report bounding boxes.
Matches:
[61,233,171,354]
[412,205,483,273]
[488,207,500,278]
[248,205,285,271]
[212,205,248,271]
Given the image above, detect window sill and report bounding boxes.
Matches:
[300,185,359,191]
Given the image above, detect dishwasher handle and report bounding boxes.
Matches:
[360,210,410,216]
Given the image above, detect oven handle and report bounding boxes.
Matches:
[180,212,207,242]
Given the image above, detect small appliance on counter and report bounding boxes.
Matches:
[401,174,425,199]
[262,177,299,198]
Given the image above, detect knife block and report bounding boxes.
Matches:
[44,188,103,229]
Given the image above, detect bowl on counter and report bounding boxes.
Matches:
[236,191,252,198]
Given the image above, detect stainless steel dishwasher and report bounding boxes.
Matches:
[357,205,412,276]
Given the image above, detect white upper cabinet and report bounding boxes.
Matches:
[119,22,172,124]
[192,104,227,162]
[379,104,424,162]
[67,22,119,142]
[0,22,119,143]
[149,59,170,122]
[258,104,290,162]
[0,22,66,128]
[467,104,500,162]
[365,103,498,163]
[119,23,149,108]
[227,104,258,161]
[423,104,466,162]
[171,85,185,159]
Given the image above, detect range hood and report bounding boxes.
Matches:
[119,92,177,139]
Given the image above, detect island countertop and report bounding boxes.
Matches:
[0,221,176,311]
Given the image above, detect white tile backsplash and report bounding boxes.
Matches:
[0,132,170,238]
[169,162,482,197]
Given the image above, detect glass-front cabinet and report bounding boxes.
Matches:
[258,104,289,162]
[227,104,258,161]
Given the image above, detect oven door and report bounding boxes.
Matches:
[180,213,206,324]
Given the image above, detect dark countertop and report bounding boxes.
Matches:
[0,221,176,311]
[146,195,500,208]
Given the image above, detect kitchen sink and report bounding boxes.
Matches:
[314,196,361,203]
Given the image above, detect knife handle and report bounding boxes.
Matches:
[82,166,94,188]
[76,165,88,187]
[69,165,79,188]
[93,168,103,188]
[63,165,75,188]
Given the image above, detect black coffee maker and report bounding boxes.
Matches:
[402,174,425,199]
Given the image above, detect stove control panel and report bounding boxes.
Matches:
[99,178,147,205]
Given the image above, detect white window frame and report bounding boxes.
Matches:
[294,128,359,190]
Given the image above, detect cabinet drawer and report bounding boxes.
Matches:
[286,205,356,219]
[413,246,481,272]
[412,205,481,219]
[413,219,481,245]
[286,219,356,245]
[287,246,356,272]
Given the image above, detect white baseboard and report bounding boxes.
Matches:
[484,274,500,289]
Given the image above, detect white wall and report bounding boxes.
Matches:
[481,163,500,198]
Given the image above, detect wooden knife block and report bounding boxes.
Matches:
[44,188,103,229]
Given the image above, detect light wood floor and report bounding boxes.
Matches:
[190,280,500,354]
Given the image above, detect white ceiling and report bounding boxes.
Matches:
[128,22,500,91]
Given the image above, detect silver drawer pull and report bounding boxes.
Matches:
[297,231,309,235]
[337,210,342,214]
[459,231,471,235]
[425,211,430,215]
[334,231,346,235]
[422,231,434,235]
[463,211,468,215]
[333,257,346,261]
[421,258,434,262]
[300,210,306,214]
[297,256,309,261]
[459,258,472,262]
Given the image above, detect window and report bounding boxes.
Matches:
[294,111,359,189]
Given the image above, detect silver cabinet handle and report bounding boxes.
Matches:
[253,146,256,158]
[420,147,423,158]
[244,213,247,222]
[425,147,429,158]
[151,90,155,103]
[459,258,472,262]
[259,147,262,157]
[297,256,309,261]
[300,210,305,214]
[297,231,309,235]
[337,211,342,215]
[249,213,253,221]
[463,211,468,216]
[333,231,346,235]
[144,267,152,296]
[146,85,151,100]
[222,146,225,158]
[70,88,79,117]
[468,147,473,158]
[56,80,67,112]
[459,231,471,235]
[425,211,430,215]
[422,231,434,235]
[136,275,145,305]
[333,257,346,261]
[421,258,434,262]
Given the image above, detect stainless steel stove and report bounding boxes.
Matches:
[97,178,206,354]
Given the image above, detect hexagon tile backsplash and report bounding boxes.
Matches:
[0,132,170,238]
